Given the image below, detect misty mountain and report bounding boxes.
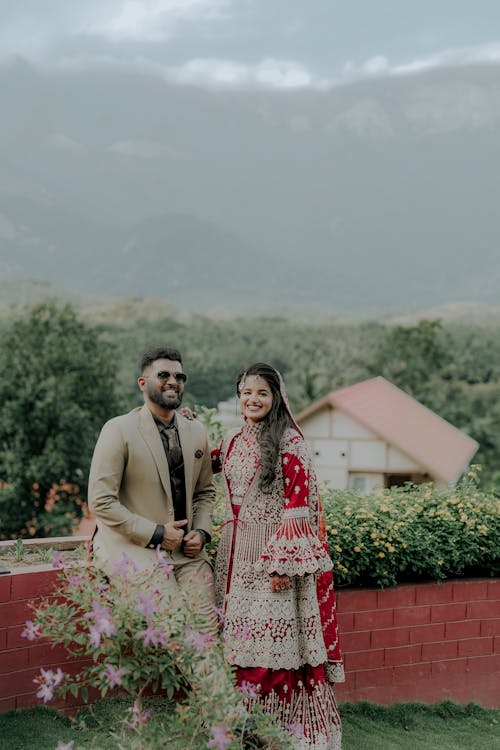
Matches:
[1,59,499,313]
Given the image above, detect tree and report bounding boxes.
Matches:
[0,302,121,539]
[366,319,453,404]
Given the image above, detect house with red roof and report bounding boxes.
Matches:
[296,376,479,492]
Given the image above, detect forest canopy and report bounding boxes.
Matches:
[1,299,500,539]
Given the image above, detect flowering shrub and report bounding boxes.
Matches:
[207,468,500,589]
[25,550,290,749]
[321,469,500,588]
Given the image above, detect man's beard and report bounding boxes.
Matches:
[148,386,183,411]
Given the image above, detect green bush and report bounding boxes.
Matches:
[208,468,500,589]
[321,469,500,588]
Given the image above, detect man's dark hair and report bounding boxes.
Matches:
[140,347,183,373]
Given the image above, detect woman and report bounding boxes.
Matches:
[212,363,344,750]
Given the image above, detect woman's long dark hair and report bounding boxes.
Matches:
[237,363,293,490]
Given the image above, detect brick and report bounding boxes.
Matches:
[0,576,11,602]
[452,580,489,602]
[430,602,467,623]
[415,581,454,605]
[393,606,431,627]
[0,668,39,698]
[377,586,415,609]
[371,627,410,649]
[481,619,500,637]
[341,631,371,653]
[0,629,6,650]
[344,648,385,671]
[354,609,394,631]
[384,644,421,667]
[11,569,58,600]
[336,612,354,632]
[487,580,500,599]
[409,623,445,644]
[15,691,39,710]
[466,653,500,674]
[0,600,33,627]
[445,619,481,639]
[0,695,16,712]
[422,640,458,661]
[393,661,432,684]
[6,625,29,649]
[337,589,378,612]
[28,643,75,667]
[431,657,467,676]
[458,637,494,657]
[495,636,500,653]
[0,648,29,674]
[355,667,394,689]
[467,600,500,620]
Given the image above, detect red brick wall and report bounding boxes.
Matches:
[0,567,499,711]
[335,579,500,707]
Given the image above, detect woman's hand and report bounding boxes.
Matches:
[178,407,197,420]
[270,573,292,593]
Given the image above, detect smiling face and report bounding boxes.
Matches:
[138,357,185,417]
[239,374,273,424]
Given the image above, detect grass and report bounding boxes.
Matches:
[0,700,499,749]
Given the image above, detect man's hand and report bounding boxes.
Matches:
[270,573,292,593]
[183,530,205,558]
[161,519,187,551]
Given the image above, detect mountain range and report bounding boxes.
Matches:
[1,58,499,314]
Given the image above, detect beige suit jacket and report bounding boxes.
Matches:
[88,405,215,569]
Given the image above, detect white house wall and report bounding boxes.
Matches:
[301,406,425,487]
[387,445,421,472]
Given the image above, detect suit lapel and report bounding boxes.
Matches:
[138,405,172,501]
[176,416,194,521]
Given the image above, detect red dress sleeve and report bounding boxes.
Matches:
[255,438,333,577]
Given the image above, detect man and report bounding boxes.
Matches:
[88,345,217,634]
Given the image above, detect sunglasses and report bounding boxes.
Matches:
[148,371,187,384]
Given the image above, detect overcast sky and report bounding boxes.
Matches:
[1,0,500,88]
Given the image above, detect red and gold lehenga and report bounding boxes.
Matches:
[213,421,344,750]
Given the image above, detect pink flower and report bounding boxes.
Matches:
[51,551,65,569]
[125,700,152,729]
[212,605,225,624]
[56,741,74,750]
[155,545,174,573]
[89,625,102,648]
[238,680,258,699]
[34,668,65,703]
[85,601,116,638]
[66,574,86,587]
[21,620,41,641]
[136,591,156,620]
[136,622,167,648]
[105,664,126,689]
[112,553,139,578]
[287,721,305,739]
[185,627,214,651]
[36,683,54,703]
[207,722,233,750]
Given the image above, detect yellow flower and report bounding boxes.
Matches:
[370,532,378,539]
[387,545,396,553]
[353,546,362,553]
[334,545,342,553]
[378,552,385,558]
